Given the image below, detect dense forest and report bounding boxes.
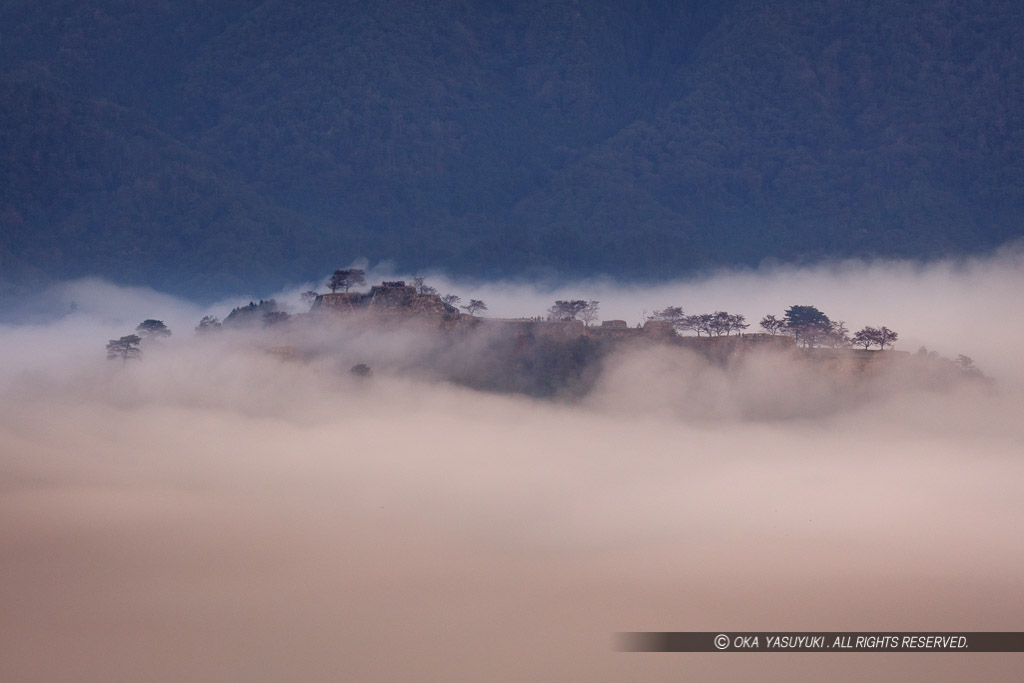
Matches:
[1,0,1021,300]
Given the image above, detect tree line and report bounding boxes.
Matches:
[648,304,897,350]
[313,270,902,350]
[105,275,902,366]
[105,319,171,363]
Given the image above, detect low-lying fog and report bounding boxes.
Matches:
[2,252,1023,681]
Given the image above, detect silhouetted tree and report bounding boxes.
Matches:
[852,327,878,349]
[707,311,748,336]
[136,319,171,340]
[106,334,142,364]
[649,305,686,328]
[876,326,898,350]
[224,299,278,327]
[462,299,487,316]
[851,325,897,350]
[681,313,713,336]
[708,312,727,336]
[580,300,600,326]
[823,320,851,348]
[548,300,589,321]
[730,313,750,335]
[784,305,832,347]
[441,293,461,309]
[412,276,438,296]
[955,354,982,376]
[784,305,830,328]
[327,268,365,293]
[195,315,222,333]
[759,314,786,335]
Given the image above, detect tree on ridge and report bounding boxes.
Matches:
[327,268,366,293]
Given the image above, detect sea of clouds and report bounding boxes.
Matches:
[2,250,1023,681]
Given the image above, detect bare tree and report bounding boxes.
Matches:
[412,276,438,296]
[682,313,714,337]
[851,325,897,350]
[709,312,725,336]
[877,326,898,350]
[106,335,142,364]
[852,327,878,349]
[441,293,461,309]
[707,311,749,336]
[729,313,750,335]
[655,309,745,337]
[823,320,851,348]
[580,300,600,326]
[759,314,786,335]
[461,299,487,316]
[327,268,366,293]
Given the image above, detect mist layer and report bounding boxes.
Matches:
[2,257,1023,681]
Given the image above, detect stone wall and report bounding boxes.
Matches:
[677,333,796,354]
[640,320,675,340]
[366,284,417,310]
[586,321,643,340]
[313,283,463,328]
[312,292,364,312]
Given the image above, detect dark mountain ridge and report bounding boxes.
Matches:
[1,0,1020,300]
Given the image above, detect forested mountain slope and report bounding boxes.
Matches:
[1,0,1020,297]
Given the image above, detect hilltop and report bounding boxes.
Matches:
[169,278,983,401]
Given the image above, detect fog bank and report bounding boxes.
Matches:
[1,256,1023,681]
